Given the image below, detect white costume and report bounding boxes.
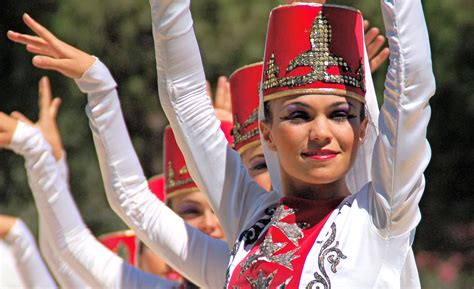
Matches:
[2,218,57,289]
[150,0,435,288]
[9,122,180,289]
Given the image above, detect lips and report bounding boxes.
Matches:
[301,149,339,160]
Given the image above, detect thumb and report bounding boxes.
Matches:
[10,111,34,126]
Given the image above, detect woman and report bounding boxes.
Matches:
[146,0,435,288]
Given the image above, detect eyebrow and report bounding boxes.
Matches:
[284,101,355,109]
[330,101,355,109]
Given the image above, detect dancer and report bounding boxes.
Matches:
[145,0,435,288]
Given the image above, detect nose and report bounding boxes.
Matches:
[200,211,224,239]
[309,117,332,145]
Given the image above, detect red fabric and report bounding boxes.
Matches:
[229,63,262,152]
[229,196,344,288]
[148,174,165,202]
[98,231,137,266]
[262,4,366,99]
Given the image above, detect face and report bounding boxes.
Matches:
[240,145,272,192]
[169,191,225,240]
[139,245,182,281]
[260,93,367,189]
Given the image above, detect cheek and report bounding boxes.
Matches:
[253,172,272,192]
[334,121,359,152]
[185,217,202,230]
[272,123,307,152]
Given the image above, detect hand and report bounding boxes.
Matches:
[0,215,18,239]
[364,20,389,73]
[11,76,64,160]
[7,13,95,79]
[207,76,233,122]
[0,113,18,148]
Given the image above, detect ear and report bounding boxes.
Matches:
[259,121,277,152]
[358,117,369,144]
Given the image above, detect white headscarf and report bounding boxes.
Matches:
[258,20,379,195]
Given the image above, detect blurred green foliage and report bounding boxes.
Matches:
[1,0,473,285]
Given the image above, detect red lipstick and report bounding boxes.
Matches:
[302,149,339,161]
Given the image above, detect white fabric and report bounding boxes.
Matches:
[151,0,434,287]
[79,58,230,288]
[3,218,57,289]
[38,154,92,289]
[0,241,26,288]
[9,121,180,289]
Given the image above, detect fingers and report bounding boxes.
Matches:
[367,35,386,59]
[38,76,52,117]
[32,56,82,79]
[214,76,232,113]
[370,47,390,73]
[22,13,58,45]
[49,98,62,119]
[363,20,369,31]
[10,111,34,126]
[365,27,380,51]
[6,31,48,48]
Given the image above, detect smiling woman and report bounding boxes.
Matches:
[151,0,435,287]
[260,94,367,200]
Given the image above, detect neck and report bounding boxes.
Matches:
[281,172,350,201]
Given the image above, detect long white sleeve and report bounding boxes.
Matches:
[9,122,179,289]
[39,219,92,288]
[79,59,230,288]
[369,0,436,236]
[3,218,57,289]
[149,0,280,247]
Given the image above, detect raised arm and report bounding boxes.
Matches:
[371,0,436,236]
[8,15,232,288]
[149,0,278,244]
[0,216,58,289]
[5,120,180,289]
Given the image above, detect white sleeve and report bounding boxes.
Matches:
[8,122,179,289]
[370,0,436,236]
[78,59,230,288]
[39,221,92,289]
[3,218,58,289]
[149,0,279,245]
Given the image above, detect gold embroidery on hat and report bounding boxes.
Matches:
[263,11,365,93]
[232,108,260,148]
[166,161,194,191]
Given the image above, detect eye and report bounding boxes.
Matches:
[280,110,311,123]
[176,205,203,219]
[330,110,357,122]
[249,159,267,171]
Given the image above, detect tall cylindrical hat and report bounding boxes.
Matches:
[98,230,138,266]
[164,122,233,199]
[148,174,165,202]
[229,62,263,154]
[262,3,366,103]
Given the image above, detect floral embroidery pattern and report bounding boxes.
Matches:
[306,223,346,289]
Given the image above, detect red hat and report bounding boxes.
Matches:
[148,174,165,202]
[164,122,233,199]
[229,63,263,154]
[98,230,138,266]
[262,3,366,103]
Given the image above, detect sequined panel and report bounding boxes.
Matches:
[262,12,365,93]
[166,161,194,191]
